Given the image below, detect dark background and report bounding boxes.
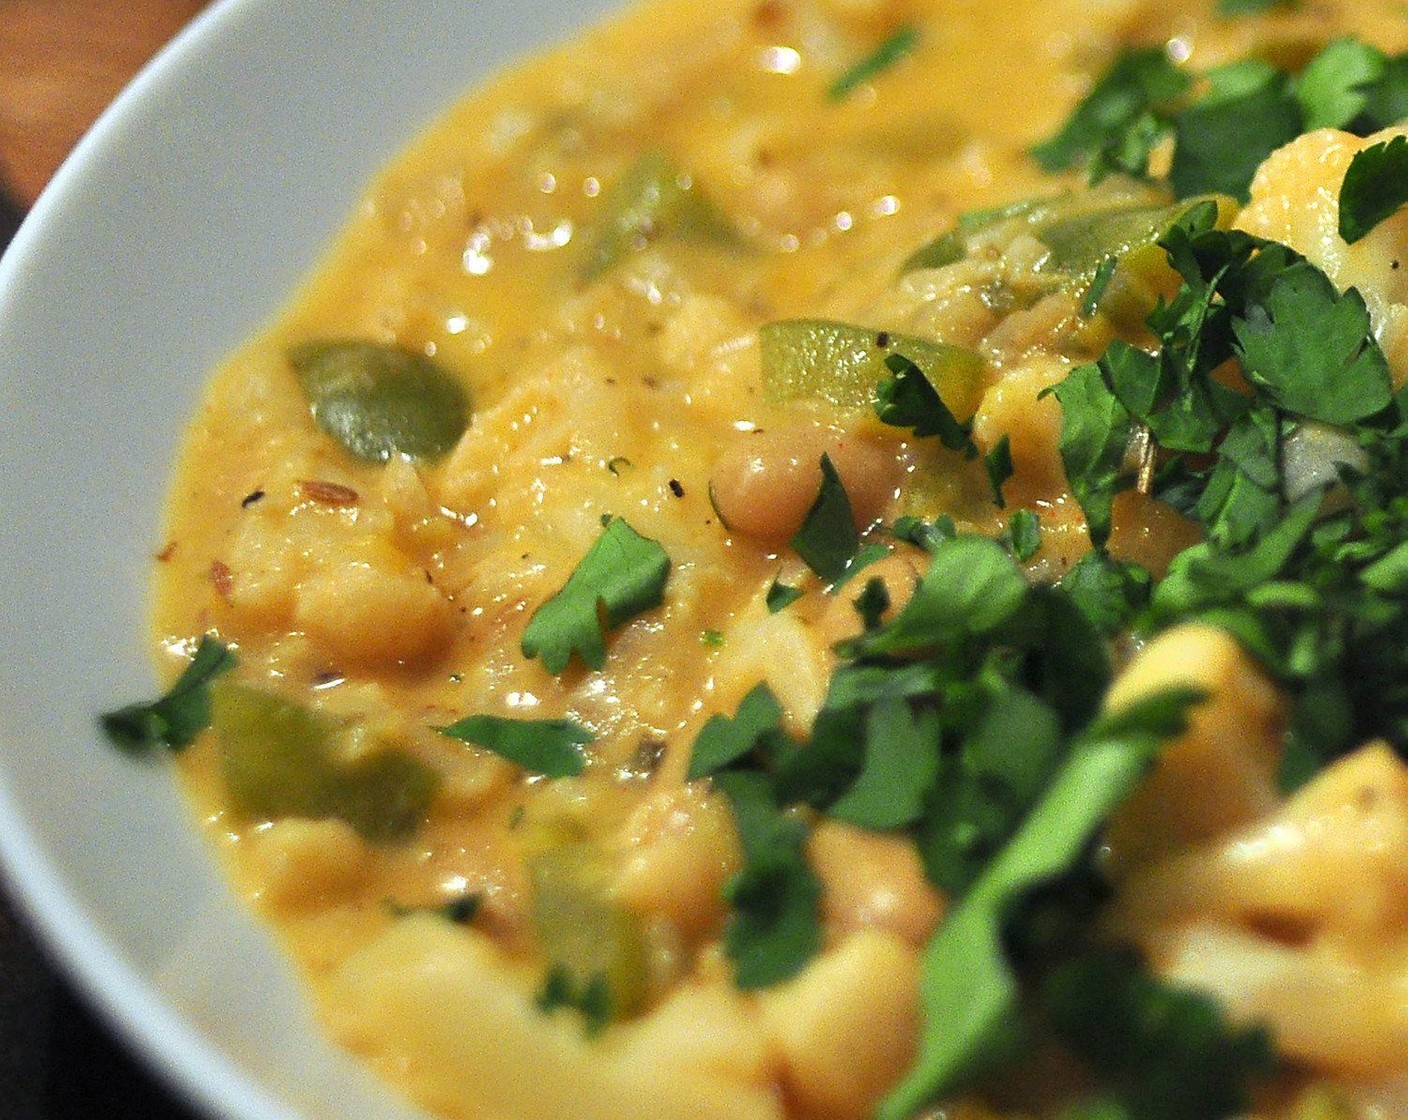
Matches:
[1,2,208,1116]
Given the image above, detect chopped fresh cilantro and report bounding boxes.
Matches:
[1082,255,1120,317]
[1005,509,1042,562]
[876,688,1205,1120]
[688,682,786,779]
[1037,36,1408,201]
[1295,38,1386,130]
[1059,551,1152,637]
[851,575,892,631]
[521,516,670,673]
[1044,361,1132,550]
[1171,60,1301,200]
[536,966,615,1036]
[917,685,1065,896]
[1339,134,1408,243]
[714,771,823,989]
[1218,0,1295,12]
[1031,48,1189,177]
[1046,949,1274,1120]
[831,541,893,591]
[700,628,725,647]
[387,893,482,924]
[842,535,1028,659]
[789,454,859,583]
[100,635,237,753]
[827,698,940,830]
[1232,262,1392,424]
[876,353,977,456]
[984,435,1015,509]
[439,713,593,778]
[766,576,804,613]
[891,513,957,553]
[828,24,919,100]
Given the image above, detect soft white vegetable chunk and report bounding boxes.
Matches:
[328,917,782,1120]
[1104,623,1285,866]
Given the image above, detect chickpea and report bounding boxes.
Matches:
[708,426,900,546]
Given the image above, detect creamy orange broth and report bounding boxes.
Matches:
[151,0,1408,1118]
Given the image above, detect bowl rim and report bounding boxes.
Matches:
[0,6,304,1117]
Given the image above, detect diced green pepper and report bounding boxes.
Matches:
[290,340,470,463]
[212,681,440,843]
[528,841,649,1023]
[1037,195,1236,280]
[760,318,985,418]
[903,196,1050,272]
[582,150,736,280]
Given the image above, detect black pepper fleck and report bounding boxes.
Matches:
[669,479,685,498]
[241,489,266,508]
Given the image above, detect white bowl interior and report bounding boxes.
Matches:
[0,0,618,1115]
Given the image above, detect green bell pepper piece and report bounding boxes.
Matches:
[760,318,985,418]
[213,681,440,843]
[290,340,470,463]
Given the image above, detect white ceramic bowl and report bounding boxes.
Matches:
[0,0,618,1115]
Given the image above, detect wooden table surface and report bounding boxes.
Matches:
[0,0,207,205]
[1,9,210,1117]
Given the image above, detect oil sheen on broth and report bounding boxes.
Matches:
[148,0,1408,1117]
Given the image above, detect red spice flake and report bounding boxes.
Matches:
[297,479,360,506]
[155,541,178,563]
[209,560,234,601]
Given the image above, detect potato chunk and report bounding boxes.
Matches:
[1104,623,1285,866]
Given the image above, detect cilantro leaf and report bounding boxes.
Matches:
[687,682,786,779]
[843,535,1029,659]
[789,454,859,583]
[831,541,893,591]
[387,893,483,924]
[1354,54,1408,132]
[714,771,823,989]
[1045,361,1132,550]
[827,698,941,830]
[1295,38,1387,131]
[1005,509,1042,562]
[439,713,593,778]
[892,512,957,553]
[829,24,920,100]
[1082,255,1119,317]
[1232,261,1392,424]
[1059,551,1151,637]
[1217,0,1295,13]
[1031,48,1189,176]
[876,352,978,455]
[984,436,1014,509]
[521,516,670,673]
[1338,134,1408,243]
[851,576,892,631]
[876,688,1205,1120]
[1046,949,1273,1120]
[536,966,615,1036]
[917,685,1065,896]
[766,576,804,613]
[100,634,237,753]
[1170,60,1302,200]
